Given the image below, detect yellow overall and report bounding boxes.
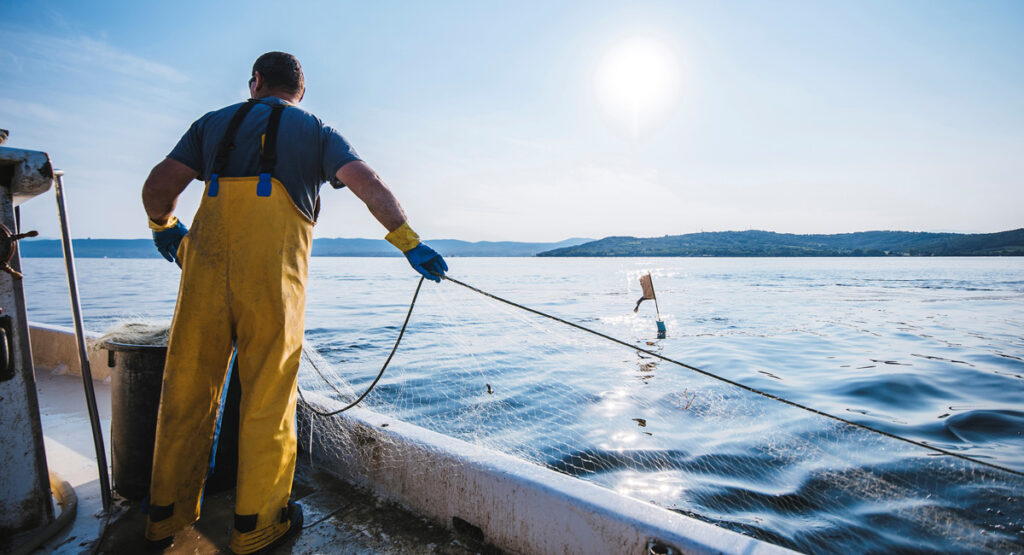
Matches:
[146,102,312,553]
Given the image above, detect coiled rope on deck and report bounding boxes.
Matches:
[299,274,1024,479]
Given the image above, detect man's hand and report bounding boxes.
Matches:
[384,222,448,282]
[143,157,196,267]
[404,243,447,282]
[151,218,188,266]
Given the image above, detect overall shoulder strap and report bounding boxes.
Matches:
[207,99,259,197]
[256,104,287,197]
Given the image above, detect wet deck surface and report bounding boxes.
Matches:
[33,370,500,555]
[95,467,499,554]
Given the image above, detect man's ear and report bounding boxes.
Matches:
[252,71,264,94]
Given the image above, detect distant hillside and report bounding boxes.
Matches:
[20,237,594,258]
[21,239,156,258]
[428,238,594,257]
[22,231,1021,259]
[537,229,1024,257]
[310,237,592,257]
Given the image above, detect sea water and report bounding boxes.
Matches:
[21,256,1024,553]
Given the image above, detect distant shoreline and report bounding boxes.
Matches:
[538,228,1024,257]
[19,228,1024,258]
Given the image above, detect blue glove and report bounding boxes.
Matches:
[152,219,188,266]
[404,243,447,282]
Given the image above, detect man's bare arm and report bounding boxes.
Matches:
[336,161,408,232]
[338,160,447,281]
[142,158,198,225]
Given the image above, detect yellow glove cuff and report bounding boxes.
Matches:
[148,216,179,232]
[385,222,421,253]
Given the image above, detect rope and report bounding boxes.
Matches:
[298,276,424,416]
[440,276,1024,479]
[300,273,1024,479]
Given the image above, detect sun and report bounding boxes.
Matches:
[596,37,680,134]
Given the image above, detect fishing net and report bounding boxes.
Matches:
[23,256,1020,553]
[93,321,171,347]
[296,268,1024,554]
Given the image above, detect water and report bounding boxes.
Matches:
[22,256,1024,553]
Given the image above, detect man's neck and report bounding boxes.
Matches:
[253,91,300,104]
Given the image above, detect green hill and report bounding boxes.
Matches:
[537,229,1024,257]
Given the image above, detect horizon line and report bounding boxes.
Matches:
[21,226,1023,243]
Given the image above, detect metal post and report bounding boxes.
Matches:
[649,274,666,336]
[53,170,111,512]
[650,275,662,320]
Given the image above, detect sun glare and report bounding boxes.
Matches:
[596,37,680,134]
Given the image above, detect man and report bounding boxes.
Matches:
[141,51,447,554]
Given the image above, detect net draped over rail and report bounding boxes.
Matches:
[296,275,1024,554]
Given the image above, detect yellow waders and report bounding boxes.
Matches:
[146,101,313,553]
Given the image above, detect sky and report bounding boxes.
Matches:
[1,0,1022,241]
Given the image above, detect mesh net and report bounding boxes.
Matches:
[296,278,1024,554]
[94,320,171,347]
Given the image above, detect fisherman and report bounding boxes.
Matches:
[141,51,447,553]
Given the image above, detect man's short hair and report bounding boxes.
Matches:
[252,52,304,95]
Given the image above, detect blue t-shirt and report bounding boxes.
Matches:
[168,97,360,220]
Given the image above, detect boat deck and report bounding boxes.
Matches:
[33,370,498,554]
[27,322,792,555]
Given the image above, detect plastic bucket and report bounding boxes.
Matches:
[105,342,239,500]
[105,341,165,500]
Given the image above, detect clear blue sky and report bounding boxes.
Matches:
[2,0,1022,241]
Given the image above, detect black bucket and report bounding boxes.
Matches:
[105,341,240,500]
